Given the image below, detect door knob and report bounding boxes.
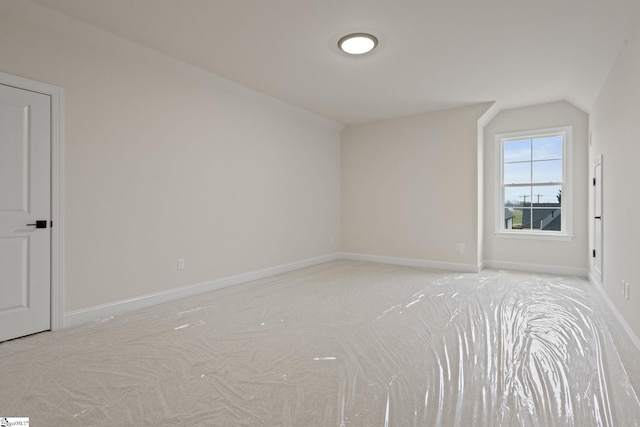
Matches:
[26,220,48,229]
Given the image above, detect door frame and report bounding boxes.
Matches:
[0,71,64,331]
[593,154,603,282]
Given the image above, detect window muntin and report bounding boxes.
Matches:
[499,129,569,235]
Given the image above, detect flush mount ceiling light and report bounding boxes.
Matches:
[338,33,378,55]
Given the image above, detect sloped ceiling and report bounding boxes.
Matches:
[33,0,640,124]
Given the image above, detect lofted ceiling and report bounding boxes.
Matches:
[33,0,640,124]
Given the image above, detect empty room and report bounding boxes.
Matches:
[2,0,640,425]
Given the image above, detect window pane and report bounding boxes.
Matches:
[504,186,532,207]
[523,207,561,230]
[504,139,531,162]
[535,208,561,231]
[531,185,562,206]
[532,159,562,183]
[504,207,523,229]
[504,162,531,184]
[522,208,539,230]
[532,135,562,160]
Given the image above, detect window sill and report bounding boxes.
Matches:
[495,231,575,241]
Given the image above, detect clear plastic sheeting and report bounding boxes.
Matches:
[1,261,639,426]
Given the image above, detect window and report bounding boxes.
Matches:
[496,126,572,238]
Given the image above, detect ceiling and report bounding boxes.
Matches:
[33,0,640,124]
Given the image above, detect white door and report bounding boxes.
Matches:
[0,84,51,342]
[593,157,603,280]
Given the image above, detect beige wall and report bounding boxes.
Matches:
[482,101,589,273]
[341,104,492,270]
[589,22,640,337]
[0,1,620,324]
[0,2,342,311]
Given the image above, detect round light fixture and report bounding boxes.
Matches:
[338,33,378,55]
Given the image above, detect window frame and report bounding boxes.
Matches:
[495,126,573,240]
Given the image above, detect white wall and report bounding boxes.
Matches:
[589,23,640,338]
[341,103,492,270]
[482,101,589,275]
[0,2,342,312]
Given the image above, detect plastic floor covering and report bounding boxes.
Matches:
[1,260,639,426]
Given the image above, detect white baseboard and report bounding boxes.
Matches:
[64,252,591,329]
[339,252,480,273]
[588,271,640,354]
[64,253,340,328]
[482,260,587,277]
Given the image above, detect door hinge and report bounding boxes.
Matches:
[593,178,596,186]
[592,249,596,258]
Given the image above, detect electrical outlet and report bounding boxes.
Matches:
[625,281,630,300]
[622,280,630,300]
[178,258,185,271]
[455,243,465,254]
